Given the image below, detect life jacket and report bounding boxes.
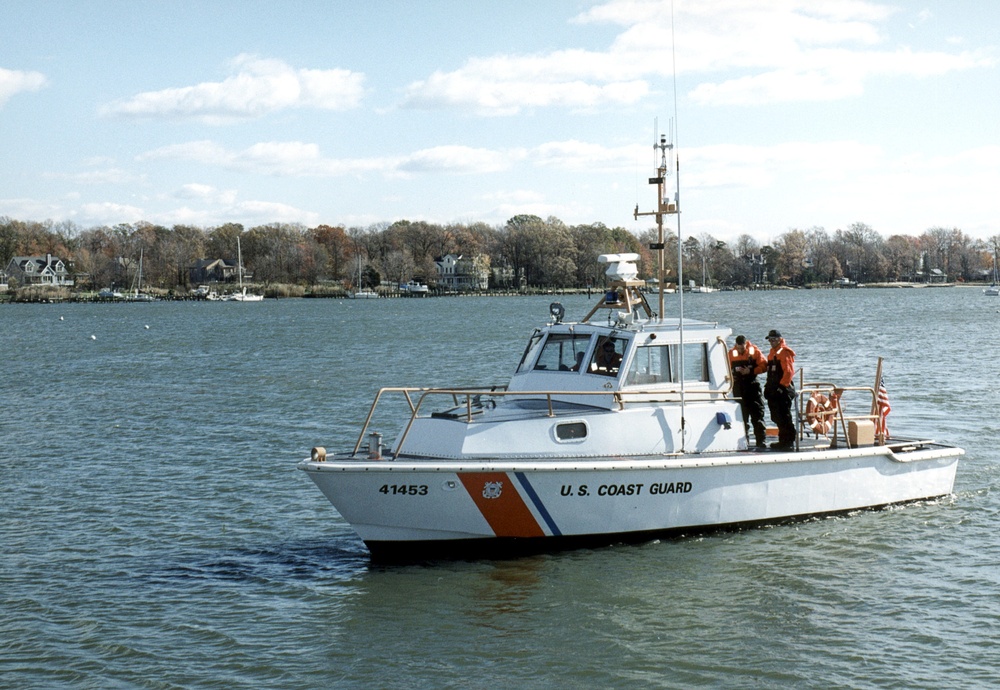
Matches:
[729,343,765,378]
[765,339,796,388]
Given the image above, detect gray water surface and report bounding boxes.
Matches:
[2,289,997,688]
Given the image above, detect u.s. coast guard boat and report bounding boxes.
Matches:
[298,139,963,562]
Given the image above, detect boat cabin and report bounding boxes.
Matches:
[507,253,732,410]
[507,318,732,409]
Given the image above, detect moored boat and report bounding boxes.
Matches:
[399,280,430,296]
[224,237,264,301]
[984,250,999,296]
[298,136,963,562]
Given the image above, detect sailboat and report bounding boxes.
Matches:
[126,248,156,301]
[349,258,378,299]
[984,250,999,296]
[225,236,264,301]
[689,255,715,293]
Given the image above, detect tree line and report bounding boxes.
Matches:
[2,215,998,292]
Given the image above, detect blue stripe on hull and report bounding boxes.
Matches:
[514,472,562,536]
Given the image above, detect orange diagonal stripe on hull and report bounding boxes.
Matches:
[458,472,545,538]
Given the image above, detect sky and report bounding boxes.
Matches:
[1,0,997,243]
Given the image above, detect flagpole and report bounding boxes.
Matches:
[871,356,884,444]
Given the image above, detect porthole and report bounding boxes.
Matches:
[555,422,588,441]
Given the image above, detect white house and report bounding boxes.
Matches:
[5,254,74,287]
[434,253,490,290]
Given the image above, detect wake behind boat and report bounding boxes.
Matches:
[298,136,963,562]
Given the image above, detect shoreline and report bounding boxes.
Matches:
[0,281,989,304]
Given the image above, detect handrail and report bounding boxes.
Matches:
[351,384,732,457]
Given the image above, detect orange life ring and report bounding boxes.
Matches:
[805,393,836,435]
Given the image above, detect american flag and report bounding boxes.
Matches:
[876,376,891,437]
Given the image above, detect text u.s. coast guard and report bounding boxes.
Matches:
[560,482,693,497]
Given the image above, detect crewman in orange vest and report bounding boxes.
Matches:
[728,335,768,448]
[764,329,797,450]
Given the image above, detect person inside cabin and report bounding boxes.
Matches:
[763,329,797,450]
[729,335,768,448]
[593,338,623,376]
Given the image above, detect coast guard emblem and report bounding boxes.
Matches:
[482,481,503,499]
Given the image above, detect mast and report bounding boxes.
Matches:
[634,126,677,318]
[136,248,143,297]
[635,123,686,450]
[237,236,244,291]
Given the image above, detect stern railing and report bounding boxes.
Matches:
[797,383,879,449]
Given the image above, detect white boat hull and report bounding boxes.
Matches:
[300,441,960,559]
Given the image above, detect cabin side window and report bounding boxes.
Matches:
[624,342,709,386]
[532,333,592,372]
[680,342,709,382]
[625,344,670,385]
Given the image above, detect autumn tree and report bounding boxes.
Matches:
[309,224,351,282]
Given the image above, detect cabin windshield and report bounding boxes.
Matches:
[532,333,592,372]
[624,342,709,386]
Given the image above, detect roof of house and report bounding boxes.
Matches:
[7,255,68,273]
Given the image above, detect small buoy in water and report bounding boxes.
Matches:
[59,316,65,321]
[90,335,96,340]
[144,325,150,329]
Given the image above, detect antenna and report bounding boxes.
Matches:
[669,0,686,451]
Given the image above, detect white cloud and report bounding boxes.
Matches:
[140,139,388,176]
[401,50,649,115]
[683,140,885,190]
[399,0,994,113]
[137,140,228,163]
[139,140,517,177]
[173,183,238,205]
[80,201,145,223]
[234,200,319,224]
[0,196,60,220]
[138,137,666,181]
[530,140,644,171]
[101,55,365,122]
[44,167,140,185]
[0,67,47,106]
[397,145,513,174]
[482,189,545,204]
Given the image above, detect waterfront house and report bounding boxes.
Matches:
[188,258,237,284]
[435,253,490,290]
[5,254,74,287]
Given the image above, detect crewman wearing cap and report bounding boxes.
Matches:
[764,329,797,450]
[728,335,767,448]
